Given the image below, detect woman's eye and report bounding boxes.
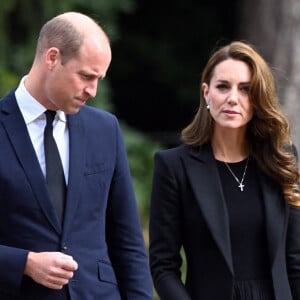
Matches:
[240,86,249,93]
[216,84,228,90]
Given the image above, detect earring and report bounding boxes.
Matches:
[206,103,210,110]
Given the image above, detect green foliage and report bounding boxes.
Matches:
[0,0,136,74]
[121,123,161,223]
[0,0,160,230]
[88,80,114,112]
[89,80,162,225]
[70,0,136,40]
[0,70,19,96]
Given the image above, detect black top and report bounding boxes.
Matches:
[216,157,275,299]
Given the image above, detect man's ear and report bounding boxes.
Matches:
[45,47,60,70]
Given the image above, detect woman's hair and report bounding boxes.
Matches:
[35,15,84,65]
[181,40,300,206]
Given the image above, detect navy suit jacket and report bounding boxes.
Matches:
[149,143,300,300]
[0,90,153,299]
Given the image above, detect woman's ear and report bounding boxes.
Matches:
[202,82,209,106]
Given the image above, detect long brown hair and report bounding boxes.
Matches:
[181,41,300,206]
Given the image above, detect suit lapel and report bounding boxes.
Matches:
[182,144,234,275]
[0,94,61,233]
[182,144,287,275]
[61,113,85,236]
[258,171,288,268]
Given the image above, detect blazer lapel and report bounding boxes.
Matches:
[61,113,85,236]
[1,94,61,233]
[182,144,234,275]
[258,171,288,268]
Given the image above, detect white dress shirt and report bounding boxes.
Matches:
[15,76,69,183]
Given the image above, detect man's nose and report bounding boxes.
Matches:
[85,81,98,98]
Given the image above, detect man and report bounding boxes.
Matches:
[0,12,153,299]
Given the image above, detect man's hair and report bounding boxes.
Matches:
[35,16,84,64]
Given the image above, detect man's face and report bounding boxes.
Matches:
[44,37,112,114]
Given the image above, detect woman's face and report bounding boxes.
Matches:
[202,58,254,132]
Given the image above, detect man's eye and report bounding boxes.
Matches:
[80,74,92,80]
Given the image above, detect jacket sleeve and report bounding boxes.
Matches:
[105,117,153,300]
[286,144,300,299]
[0,245,28,296]
[287,205,300,299]
[149,151,191,300]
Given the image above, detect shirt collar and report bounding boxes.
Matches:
[15,76,67,124]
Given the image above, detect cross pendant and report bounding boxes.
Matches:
[238,183,245,191]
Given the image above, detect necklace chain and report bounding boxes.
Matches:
[224,157,249,192]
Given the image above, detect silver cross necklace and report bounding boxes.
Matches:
[224,157,249,192]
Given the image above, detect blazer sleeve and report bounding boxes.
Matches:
[286,205,300,300]
[105,117,153,299]
[0,245,28,296]
[287,144,300,299]
[149,151,191,300]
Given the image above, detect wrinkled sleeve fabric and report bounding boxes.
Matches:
[0,245,28,296]
[105,117,153,299]
[287,205,300,299]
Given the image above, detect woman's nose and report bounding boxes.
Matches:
[227,87,238,104]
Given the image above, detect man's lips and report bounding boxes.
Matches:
[75,97,87,104]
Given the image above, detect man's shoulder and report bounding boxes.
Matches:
[0,88,17,103]
[77,105,117,124]
[0,88,18,115]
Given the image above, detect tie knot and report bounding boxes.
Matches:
[45,110,56,125]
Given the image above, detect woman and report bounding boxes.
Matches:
[149,41,300,300]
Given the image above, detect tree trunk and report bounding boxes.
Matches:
[237,0,300,156]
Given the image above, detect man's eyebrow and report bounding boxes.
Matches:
[79,70,106,79]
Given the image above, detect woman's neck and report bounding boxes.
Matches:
[211,129,249,162]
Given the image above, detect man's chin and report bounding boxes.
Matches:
[63,106,82,115]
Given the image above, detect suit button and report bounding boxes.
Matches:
[62,243,68,250]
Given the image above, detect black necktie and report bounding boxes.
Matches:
[44,110,66,223]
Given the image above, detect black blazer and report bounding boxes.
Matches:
[149,143,300,300]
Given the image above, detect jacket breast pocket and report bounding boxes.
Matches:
[80,163,113,211]
[84,162,111,176]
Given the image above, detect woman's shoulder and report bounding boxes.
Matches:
[155,143,208,163]
[155,144,189,158]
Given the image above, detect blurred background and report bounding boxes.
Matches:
[1,0,300,298]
